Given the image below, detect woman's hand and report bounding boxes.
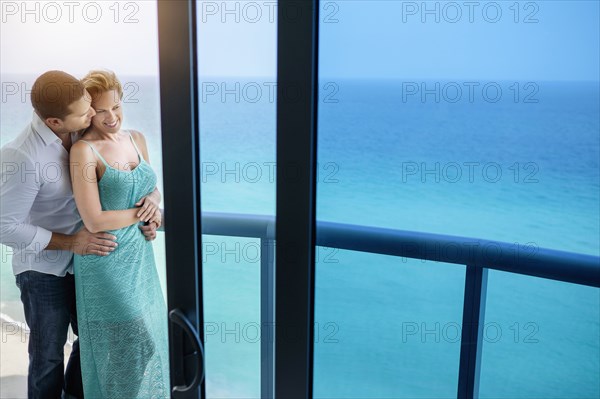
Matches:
[135,190,160,223]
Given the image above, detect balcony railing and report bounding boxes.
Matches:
[161,211,600,399]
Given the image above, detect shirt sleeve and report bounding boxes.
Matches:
[0,147,52,253]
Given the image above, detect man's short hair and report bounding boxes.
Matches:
[81,70,123,101]
[31,70,86,120]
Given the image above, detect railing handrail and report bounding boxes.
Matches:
[318,220,600,288]
[160,211,600,288]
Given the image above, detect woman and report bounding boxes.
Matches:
[70,70,170,398]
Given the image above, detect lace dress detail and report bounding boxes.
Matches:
[74,132,169,398]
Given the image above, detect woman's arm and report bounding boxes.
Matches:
[131,130,162,218]
[70,140,144,233]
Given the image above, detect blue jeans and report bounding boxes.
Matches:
[16,271,84,399]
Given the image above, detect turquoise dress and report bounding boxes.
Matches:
[74,132,170,398]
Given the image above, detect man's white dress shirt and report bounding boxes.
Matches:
[1,112,82,276]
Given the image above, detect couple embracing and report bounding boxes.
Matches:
[0,70,170,398]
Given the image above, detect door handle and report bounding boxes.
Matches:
[169,308,205,395]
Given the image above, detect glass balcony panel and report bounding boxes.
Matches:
[479,270,600,398]
[201,235,262,397]
[314,249,465,398]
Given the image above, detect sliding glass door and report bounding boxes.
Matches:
[158,1,318,398]
[158,1,280,397]
[157,2,599,399]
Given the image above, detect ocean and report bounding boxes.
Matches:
[1,75,598,398]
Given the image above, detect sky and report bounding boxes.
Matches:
[318,0,600,81]
[0,1,599,80]
[0,0,160,76]
[0,0,277,77]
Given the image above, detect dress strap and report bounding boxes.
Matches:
[79,140,109,167]
[127,131,143,161]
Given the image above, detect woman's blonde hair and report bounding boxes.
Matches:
[81,69,123,101]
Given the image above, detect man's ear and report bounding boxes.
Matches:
[45,117,63,129]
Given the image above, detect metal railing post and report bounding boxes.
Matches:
[458,266,488,399]
[261,237,276,398]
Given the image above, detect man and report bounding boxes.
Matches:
[0,70,158,398]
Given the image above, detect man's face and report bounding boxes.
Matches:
[61,90,96,132]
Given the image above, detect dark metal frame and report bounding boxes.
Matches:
[157,1,205,397]
[275,1,320,398]
[457,266,488,399]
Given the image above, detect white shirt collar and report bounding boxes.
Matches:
[31,111,62,146]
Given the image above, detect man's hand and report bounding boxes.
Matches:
[139,222,158,241]
[148,208,162,230]
[71,227,118,256]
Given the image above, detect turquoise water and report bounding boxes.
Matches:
[1,76,598,397]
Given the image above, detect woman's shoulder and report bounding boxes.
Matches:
[71,138,97,160]
[128,129,146,141]
[127,129,148,149]
[72,131,108,155]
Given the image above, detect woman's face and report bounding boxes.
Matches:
[90,90,123,134]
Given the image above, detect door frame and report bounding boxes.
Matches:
[157,1,320,397]
[275,1,320,398]
[158,1,205,398]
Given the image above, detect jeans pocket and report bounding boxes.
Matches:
[15,271,32,291]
